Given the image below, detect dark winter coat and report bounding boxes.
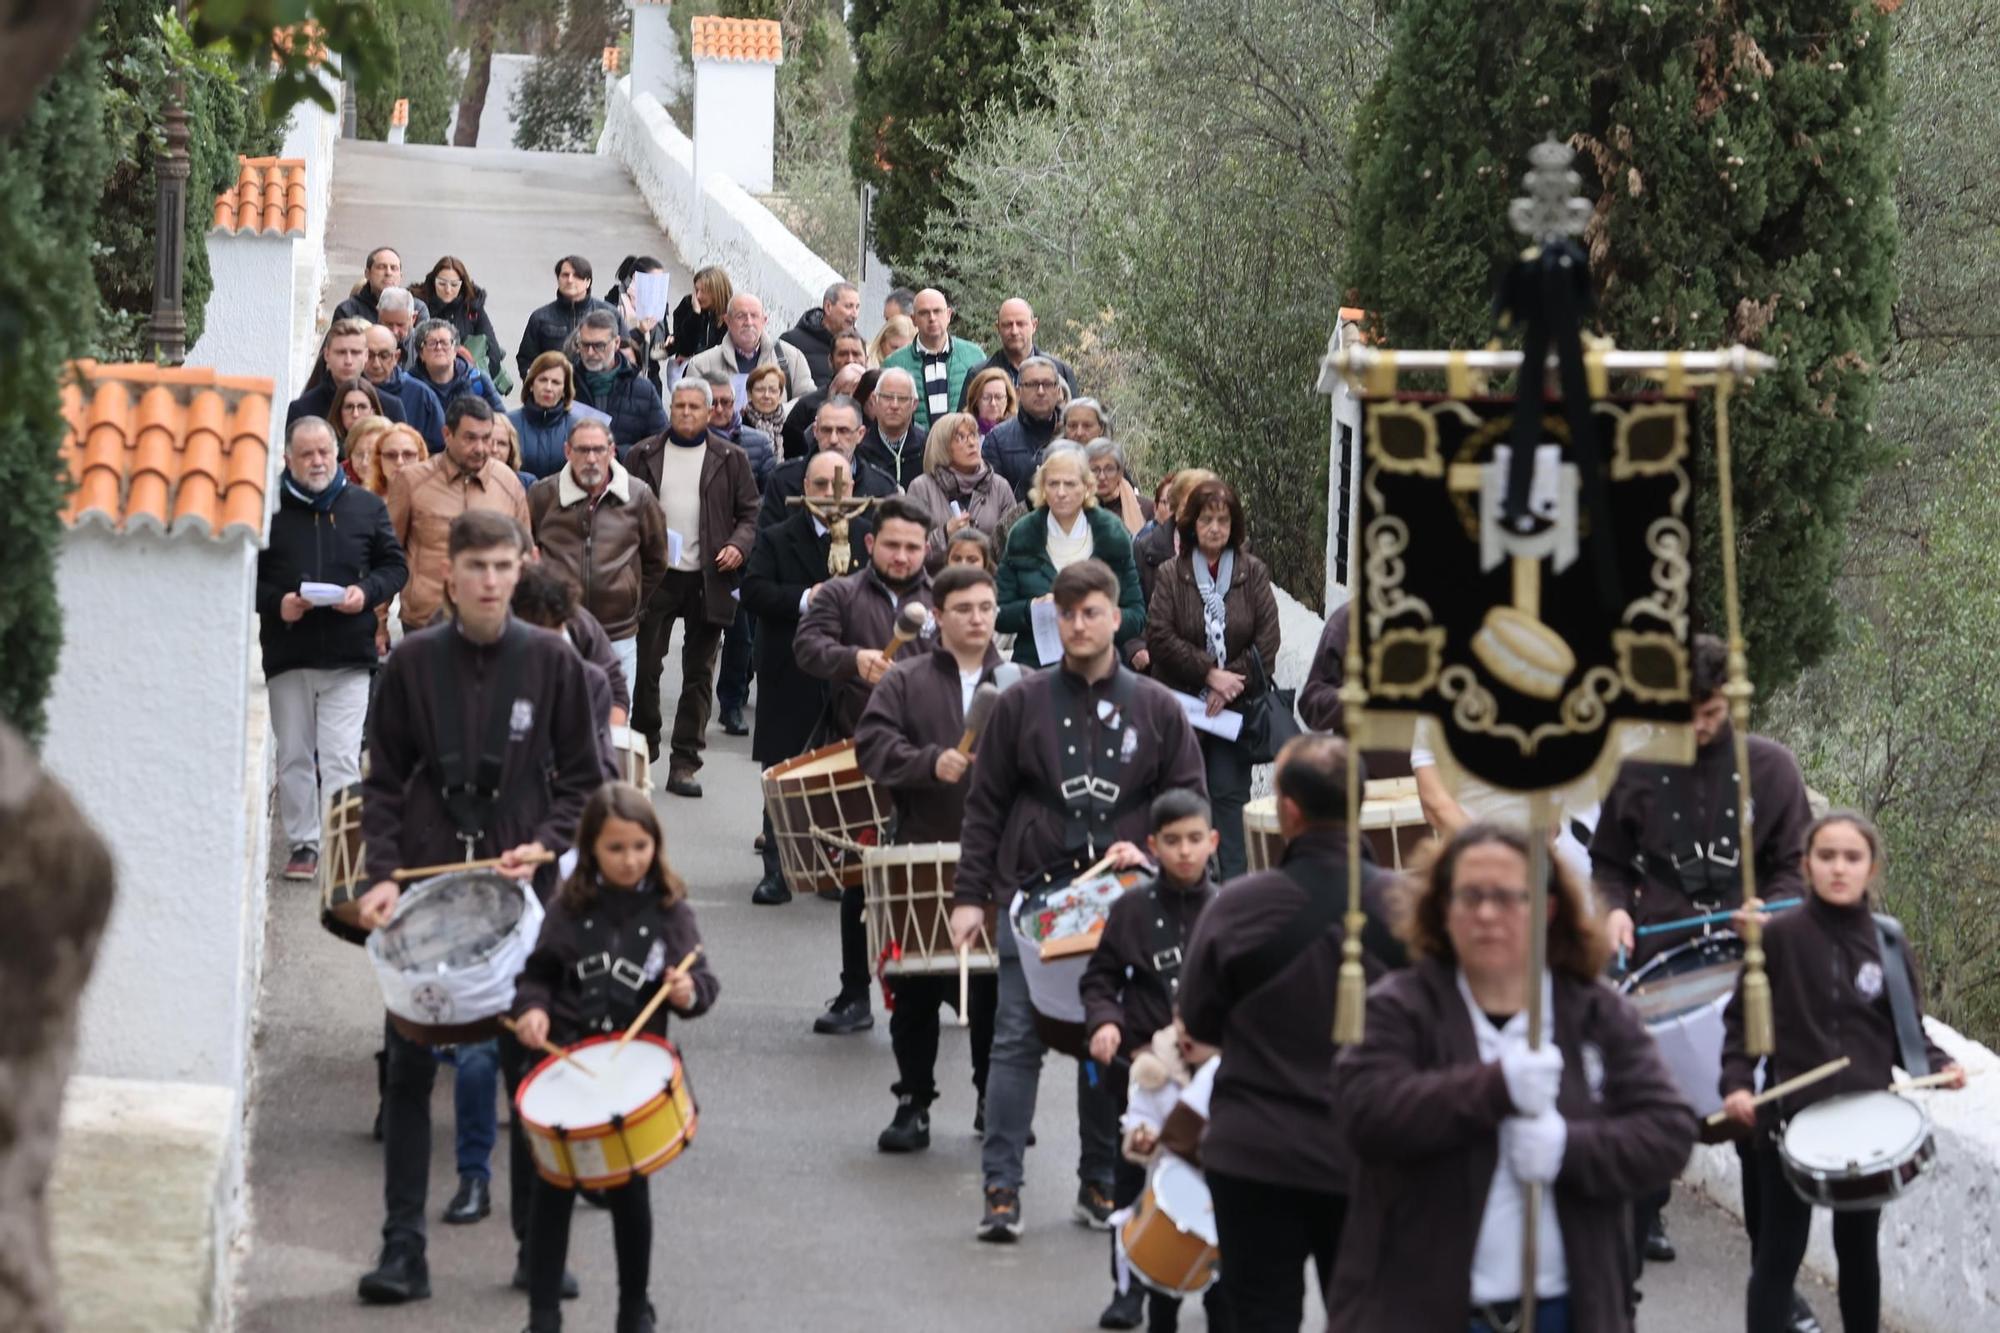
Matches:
[254,477,407,677]
[528,462,670,641]
[570,357,668,454]
[512,884,718,1046]
[509,402,590,484]
[623,429,760,626]
[980,408,1060,498]
[757,451,900,530]
[287,381,406,431]
[668,294,725,362]
[517,294,622,379]
[418,283,506,380]
[363,367,446,453]
[715,421,776,486]
[994,505,1147,666]
[961,345,1078,401]
[333,284,430,326]
[794,564,934,740]
[740,509,873,765]
[856,422,928,491]
[414,355,506,420]
[1145,549,1282,708]
[778,307,839,387]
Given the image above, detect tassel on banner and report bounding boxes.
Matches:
[1334,676,1368,1045]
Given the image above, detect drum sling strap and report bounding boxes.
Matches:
[1873,914,1931,1078]
[1040,666,1145,861]
[429,621,530,861]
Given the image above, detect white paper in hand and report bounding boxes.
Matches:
[630,271,670,323]
[1030,599,1063,663]
[300,581,347,608]
[1170,689,1244,741]
[667,530,686,566]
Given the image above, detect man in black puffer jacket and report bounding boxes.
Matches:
[254,416,408,883]
[569,310,667,455]
[778,281,861,387]
[516,254,624,380]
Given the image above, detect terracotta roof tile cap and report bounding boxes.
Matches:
[213,156,308,237]
[690,15,783,65]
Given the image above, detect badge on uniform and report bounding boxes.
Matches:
[509,698,535,740]
[1580,1041,1606,1103]
[1855,961,1884,1001]
[643,938,667,982]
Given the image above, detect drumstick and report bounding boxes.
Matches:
[1075,850,1119,884]
[1892,1067,1979,1093]
[882,602,931,661]
[957,943,971,1028]
[956,682,1001,754]
[612,946,705,1057]
[499,1016,596,1079]
[1704,1055,1850,1127]
[391,848,557,882]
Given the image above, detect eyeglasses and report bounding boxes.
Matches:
[365,349,397,361]
[579,339,614,352]
[422,338,454,351]
[1019,379,1060,392]
[1089,464,1121,479]
[1451,887,1532,912]
[569,445,611,458]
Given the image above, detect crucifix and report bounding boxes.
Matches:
[786,472,884,577]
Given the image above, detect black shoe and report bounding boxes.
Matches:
[357,1246,430,1304]
[282,844,319,881]
[813,992,874,1034]
[815,885,843,901]
[751,871,792,905]
[1098,1286,1146,1330]
[1075,1180,1115,1230]
[720,706,748,736]
[512,1259,581,1300]
[878,1096,932,1153]
[442,1173,490,1224]
[1789,1292,1823,1333]
[644,734,661,763]
[1644,1212,1675,1262]
[973,1097,984,1137]
[978,1185,1023,1242]
[521,1312,561,1333]
[753,831,767,852]
[617,1302,658,1333]
[664,768,702,798]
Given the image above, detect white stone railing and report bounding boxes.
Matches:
[598,75,843,329]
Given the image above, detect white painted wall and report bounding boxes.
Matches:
[629,4,686,109]
[279,73,340,360]
[188,238,299,411]
[599,77,844,330]
[481,53,535,150]
[692,59,776,195]
[45,531,262,1094]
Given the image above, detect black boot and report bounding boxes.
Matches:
[877,1095,932,1153]
[1098,1285,1145,1329]
[357,1244,430,1304]
[751,869,792,905]
[443,1174,491,1224]
[813,991,873,1034]
[1789,1292,1823,1333]
[520,1310,561,1333]
[617,1301,659,1333]
[512,1257,581,1300]
[1644,1212,1675,1262]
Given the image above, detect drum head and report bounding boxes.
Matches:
[1151,1158,1218,1246]
[1620,931,1744,1022]
[520,1035,678,1130]
[373,871,527,973]
[1783,1092,1930,1174]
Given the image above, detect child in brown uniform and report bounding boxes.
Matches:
[511,783,719,1333]
[1720,811,1964,1333]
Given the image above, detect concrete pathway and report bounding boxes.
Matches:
[232,139,1835,1332]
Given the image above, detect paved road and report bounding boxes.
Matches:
[234,141,1827,1332]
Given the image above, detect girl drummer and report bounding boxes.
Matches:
[511,783,719,1333]
[1720,810,1963,1333]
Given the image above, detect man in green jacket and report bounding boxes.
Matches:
[881,288,986,430]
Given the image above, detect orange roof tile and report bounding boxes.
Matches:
[689,15,783,65]
[59,361,275,544]
[213,157,307,238]
[271,23,329,67]
[602,45,622,74]
[390,98,409,127]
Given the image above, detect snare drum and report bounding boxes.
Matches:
[610,724,651,795]
[1618,931,1742,1122]
[863,842,998,977]
[367,869,544,1045]
[1780,1091,1936,1211]
[1118,1157,1220,1296]
[1010,866,1146,1056]
[762,741,890,895]
[1243,779,1430,874]
[1244,797,1282,872]
[318,783,369,939]
[516,1034,699,1190]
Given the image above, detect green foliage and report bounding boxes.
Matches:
[513,0,622,151]
[0,30,112,741]
[356,0,459,144]
[850,0,1089,271]
[187,0,397,121]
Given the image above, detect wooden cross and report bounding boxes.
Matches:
[786,471,884,576]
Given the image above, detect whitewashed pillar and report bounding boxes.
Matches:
[690,15,781,195]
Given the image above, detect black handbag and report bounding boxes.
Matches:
[1237,646,1301,765]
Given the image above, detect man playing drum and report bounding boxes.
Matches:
[794,496,937,1036]
[1590,633,1814,1284]
[853,563,1006,1152]
[950,559,1205,1242]
[351,511,604,1307]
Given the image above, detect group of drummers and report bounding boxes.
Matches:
[322,487,1966,1333]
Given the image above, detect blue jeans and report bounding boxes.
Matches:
[435,1039,499,1180]
[1470,1295,1571,1333]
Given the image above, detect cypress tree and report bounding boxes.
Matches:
[1346,1,1898,691]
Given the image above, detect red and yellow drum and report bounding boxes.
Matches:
[515,1033,698,1190]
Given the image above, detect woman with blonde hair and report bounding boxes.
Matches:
[868,314,914,368]
[343,415,394,487]
[906,410,1017,568]
[963,366,1018,439]
[994,445,1148,667]
[669,265,730,365]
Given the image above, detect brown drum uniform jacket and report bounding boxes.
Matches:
[512,885,719,1047]
[853,641,1004,844]
[527,460,670,642]
[1079,871,1215,1058]
[387,452,532,630]
[794,564,934,741]
[1175,827,1398,1197]
[1591,724,1811,967]
[623,428,760,627]
[360,618,602,897]
[954,663,1206,909]
[1330,958,1696,1333]
[1720,892,1951,1140]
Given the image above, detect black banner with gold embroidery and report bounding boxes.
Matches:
[1355,394,1695,791]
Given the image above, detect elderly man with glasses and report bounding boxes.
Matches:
[362,322,447,452]
[569,309,666,455]
[412,318,507,420]
[980,356,1068,497]
[855,366,928,489]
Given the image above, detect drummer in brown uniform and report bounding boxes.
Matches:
[1590,632,1812,1279]
[949,558,1206,1243]
[853,563,1005,1151]
[794,496,937,1035]
[351,510,604,1307]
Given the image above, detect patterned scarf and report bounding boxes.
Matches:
[1192,548,1233,667]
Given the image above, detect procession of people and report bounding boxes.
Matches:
[257,246,1969,1333]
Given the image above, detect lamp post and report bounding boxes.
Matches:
[148,0,192,365]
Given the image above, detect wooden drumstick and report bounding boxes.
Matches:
[957,943,971,1028]
[391,848,556,882]
[1704,1055,1851,1127]
[613,946,705,1057]
[499,1016,596,1079]
[1893,1067,1978,1093]
[1075,850,1119,884]
[956,682,1001,754]
[882,602,931,661]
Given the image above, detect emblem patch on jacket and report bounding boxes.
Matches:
[509,698,534,740]
[1855,961,1884,1000]
[643,938,667,982]
[1580,1041,1606,1103]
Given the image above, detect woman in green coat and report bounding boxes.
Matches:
[995,445,1149,668]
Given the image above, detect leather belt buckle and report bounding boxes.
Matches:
[1150,946,1183,973]
[611,957,647,990]
[575,952,611,979]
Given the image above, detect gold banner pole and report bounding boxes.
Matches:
[1518,791,1553,1329]
[1333,352,1384,1046]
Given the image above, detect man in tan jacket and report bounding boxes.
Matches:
[387,398,531,635]
[526,418,669,695]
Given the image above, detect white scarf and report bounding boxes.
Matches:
[1192,548,1233,666]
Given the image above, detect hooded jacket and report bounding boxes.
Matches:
[778,307,840,386]
[979,407,1060,498]
[517,293,622,378]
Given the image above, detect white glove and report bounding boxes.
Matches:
[1498,1040,1564,1116]
[1503,1107,1567,1185]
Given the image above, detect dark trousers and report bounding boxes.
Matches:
[1111,1156,1232,1331]
[381,1019,534,1253]
[1746,1146,1880,1333]
[839,881,869,999]
[526,1174,652,1318]
[888,972,998,1104]
[632,570,724,772]
[1206,1170,1345,1333]
[1470,1296,1571,1332]
[716,602,755,712]
[1199,730,1252,881]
